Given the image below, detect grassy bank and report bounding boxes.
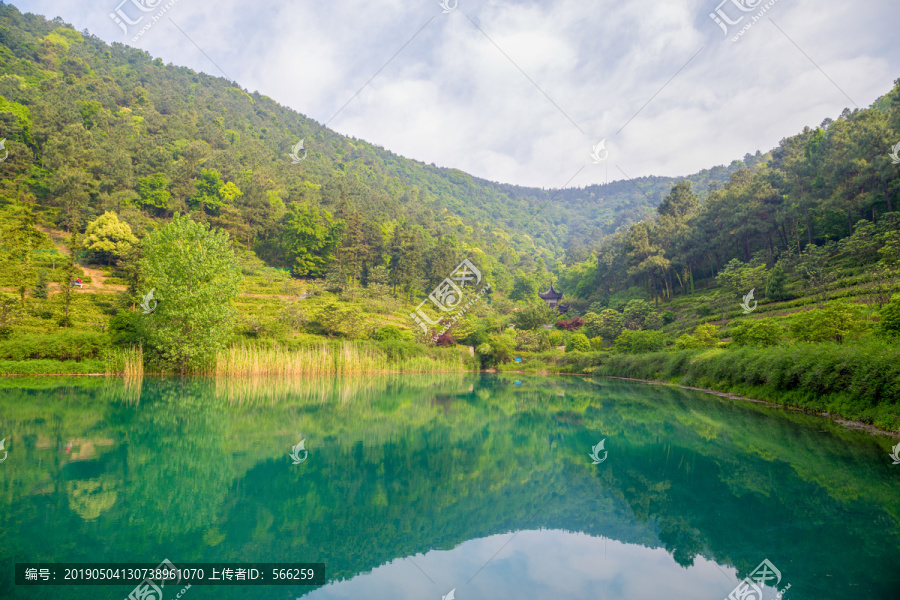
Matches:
[590,340,900,432]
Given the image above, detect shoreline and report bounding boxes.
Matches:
[3,370,897,438]
[597,375,900,439]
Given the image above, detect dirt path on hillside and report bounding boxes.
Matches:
[36,227,127,294]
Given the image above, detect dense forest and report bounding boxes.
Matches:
[0,4,899,430]
[0,3,763,296]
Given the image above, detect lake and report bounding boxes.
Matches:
[0,374,898,600]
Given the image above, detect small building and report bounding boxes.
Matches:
[538,284,564,308]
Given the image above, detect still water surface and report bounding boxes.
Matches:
[0,374,898,599]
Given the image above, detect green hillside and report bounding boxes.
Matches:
[1,4,899,432]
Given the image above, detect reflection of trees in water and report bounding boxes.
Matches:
[66,476,118,521]
[1,375,899,599]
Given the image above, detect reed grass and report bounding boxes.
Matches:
[214,341,470,377]
[105,345,144,379]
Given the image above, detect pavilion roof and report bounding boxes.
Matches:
[538,284,564,300]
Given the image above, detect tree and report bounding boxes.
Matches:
[765,261,788,301]
[83,211,138,265]
[140,214,240,373]
[511,302,556,330]
[623,300,654,330]
[138,173,171,212]
[0,292,23,337]
[586,309,624,344]
[32,269,49,299]
[282,202,345,278]
[509,273,537,301]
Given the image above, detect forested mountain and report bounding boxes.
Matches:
[0,3,760,295]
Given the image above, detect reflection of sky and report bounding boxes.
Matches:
[304,529,771,600]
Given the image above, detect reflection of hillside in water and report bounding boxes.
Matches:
[0,375,897,599]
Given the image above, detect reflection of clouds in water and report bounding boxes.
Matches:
[303,529,747,600]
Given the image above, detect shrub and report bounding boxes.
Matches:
[790,302,865,343]
[613,330,666,354]
[372,324,404,341]
[732,318,783,347]
[661,310,675,325]
[590,336,604,350]
[878,294,900,337]
[566,332,590,352]
[675,324,719,349]
[555,317,584,331]
[548,330,565,347]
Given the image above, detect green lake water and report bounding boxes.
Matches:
[0,374,898,600]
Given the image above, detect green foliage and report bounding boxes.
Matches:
[675,323,719,349]
[140,214,240,373]
[765,261,788,301]
[282,203,344,277]
[623,300,653,330]
[372,324,406,342]
[596,339,900,431]
[731,318,783,347]
[511,302,556,330]
[309,299,366,338]
[613,329,666,354]
[789,302,866,344]
[82,211,138,264]
[588,309,624,343]
[31,269,48,299]
[476,330,516,367]
[877,294,900,337]
[0,292,23,337]
[716,258,767,297]
[509,273,537,301]
[0,331,107,360]
[137,173,171,211]
[565,332,590,353]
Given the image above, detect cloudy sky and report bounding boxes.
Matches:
[14,0,900,188]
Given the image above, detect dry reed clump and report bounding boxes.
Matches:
[214,341,469,377]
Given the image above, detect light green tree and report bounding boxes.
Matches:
[83,211,138,265]
[140,214,240,374]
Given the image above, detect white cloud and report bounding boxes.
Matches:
[13,0,900,187]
